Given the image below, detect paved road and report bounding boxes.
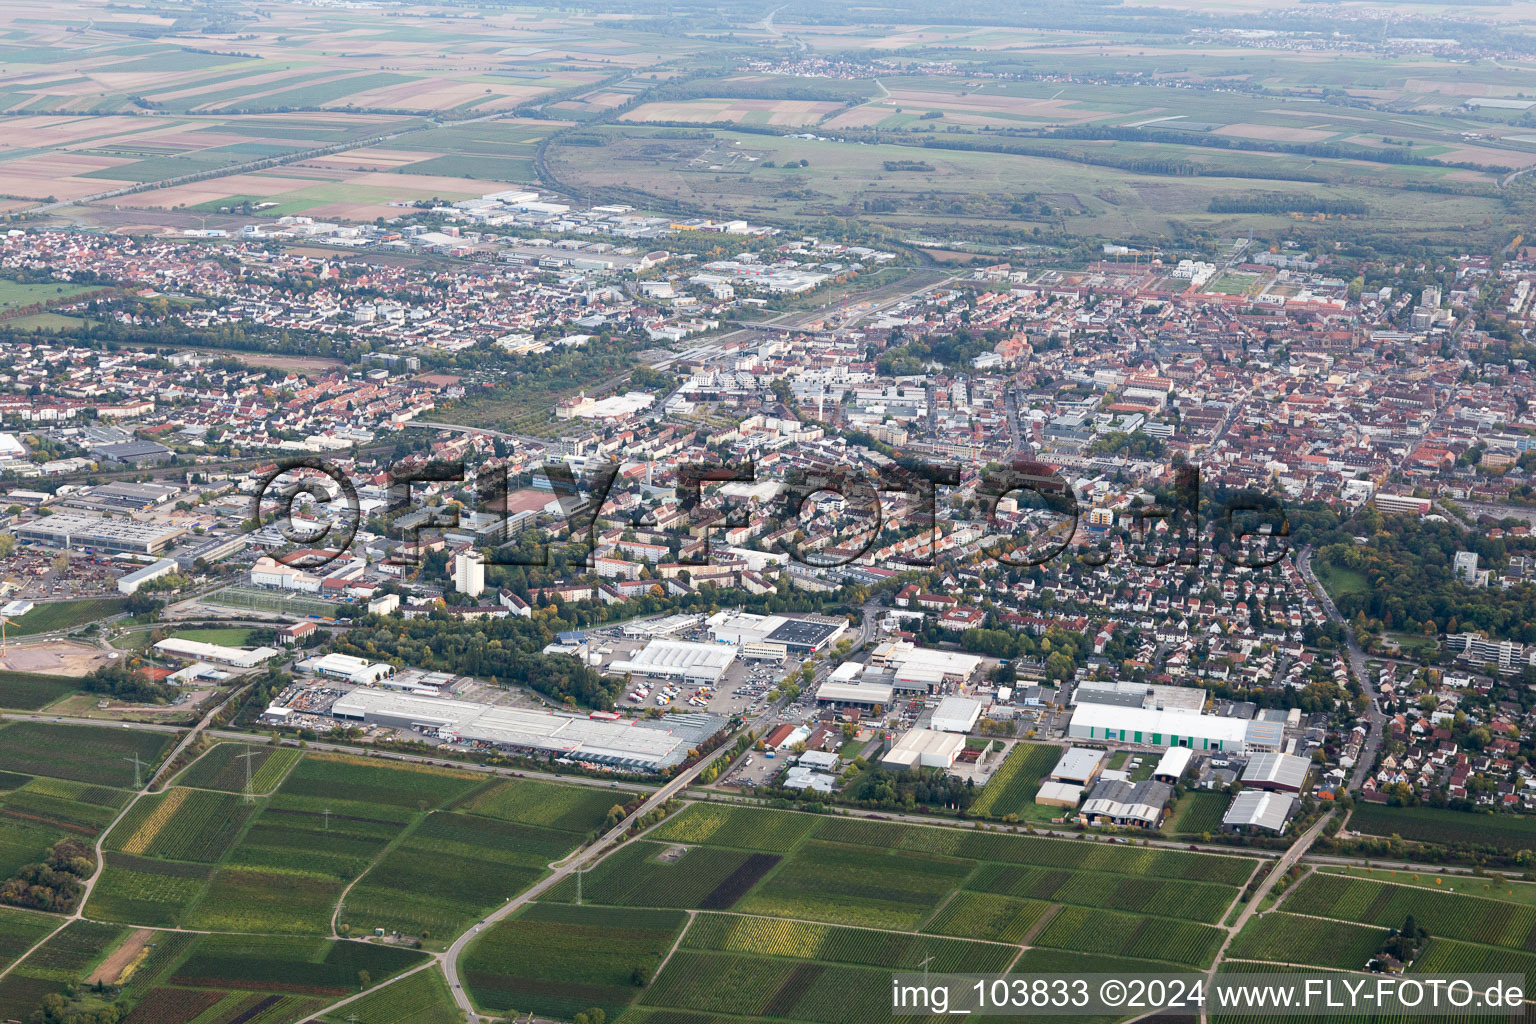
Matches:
[1207,810,1336,990]
[1297,546,1383,791]
[433,736,740,1021]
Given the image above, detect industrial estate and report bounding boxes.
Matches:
[1,0,1536,1022]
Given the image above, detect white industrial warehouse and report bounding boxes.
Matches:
[608,639,736,683]
[299,652,396,685]
[1068,703,1254,752]
[929,696,982,733]
[881,728,965,770]
[326,688,722,770]
[154,637,279,669]
[867,641,982,692]
[816,680,894,709]
[1223,790,1297,833]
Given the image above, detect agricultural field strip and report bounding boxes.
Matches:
[32,103,520,212]
[676,906,1026,956]
[1269,872,1536,969]
[0,723,186,986]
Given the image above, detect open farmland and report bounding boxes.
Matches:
[318,968,460,1024]
[521,802,1255,990]
[0,722,173,786]
[1347,803,1536,852]
[177,743,300,795]
[1226,912,1387,971]
[0,670,82,711]
[2,598,128,637]
[462,903,688,1020]
[105,787,252,862]
[0,921,127,1020]
[648,802,817,851]
[339,811,581,943]
[966,742,1060,819]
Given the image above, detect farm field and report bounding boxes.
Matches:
[1317,864,1536,907]
[1346,803,1536,852]
[1165,791,1231,835]
[0,670,80,711]
[534,804,1252,970]
[1281,872,1536,950]
[3,598,129,637]
[463,903,687,1020]
[0,280,100,310]
[318,968,460,1024]
[1226,912,1387,971]
[544,124,1516,253]
[0,722,173,787]
[648,802,817,852]
[967,742,1061,819]
[0,920,126,1022]
[177,743,301,795]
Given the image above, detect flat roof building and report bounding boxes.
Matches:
[867,641,982,693]
[929,696,982,733]
[816,681,894,709]
[1035,780,1083,808]
[117,557,178,594]
[1068,703,1250,752]
[1223,790,1297,834]
[154,637,278,669]
[880,728,964,771]
[706,610,845,654]
[1241,752,1311,793]
[609,639,736,683]
[328,688,721,770]
[17,513,186,555]
[300,652,395,685]
[1050,747,1106,786]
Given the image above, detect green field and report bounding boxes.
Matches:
[649,802,817,852]
[0,722,173,787]
[319,968,460,1024]
[1314,554,1369,602]
[463,903,687,1020]
[967,742,1061,819]
[0,280,99,311]
[0,670,79,711]
[524,801,1256,1005]
[167,626,265,648]
[1348,803,1536,852]
[5,598,130,637]
[1227,912,1387,971]
[1166,791,1231,835]
[177,743,300,794]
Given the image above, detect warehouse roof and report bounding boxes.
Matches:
[1153,746,1194,780]
[329,688,721,768]
[1224,790,1296,833]
[883,727,964,763]
[816,681,893,705]
[929,695,982,732]
[1069,702,1249,744]
[1051,747,1105,783]
[1241,752,1311,790]
[1081,778,1172,824]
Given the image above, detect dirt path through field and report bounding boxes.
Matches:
[88,928,154,985]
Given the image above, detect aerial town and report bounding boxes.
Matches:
[1,0,1536,1022]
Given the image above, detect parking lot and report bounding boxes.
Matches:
[579,625,798,718]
